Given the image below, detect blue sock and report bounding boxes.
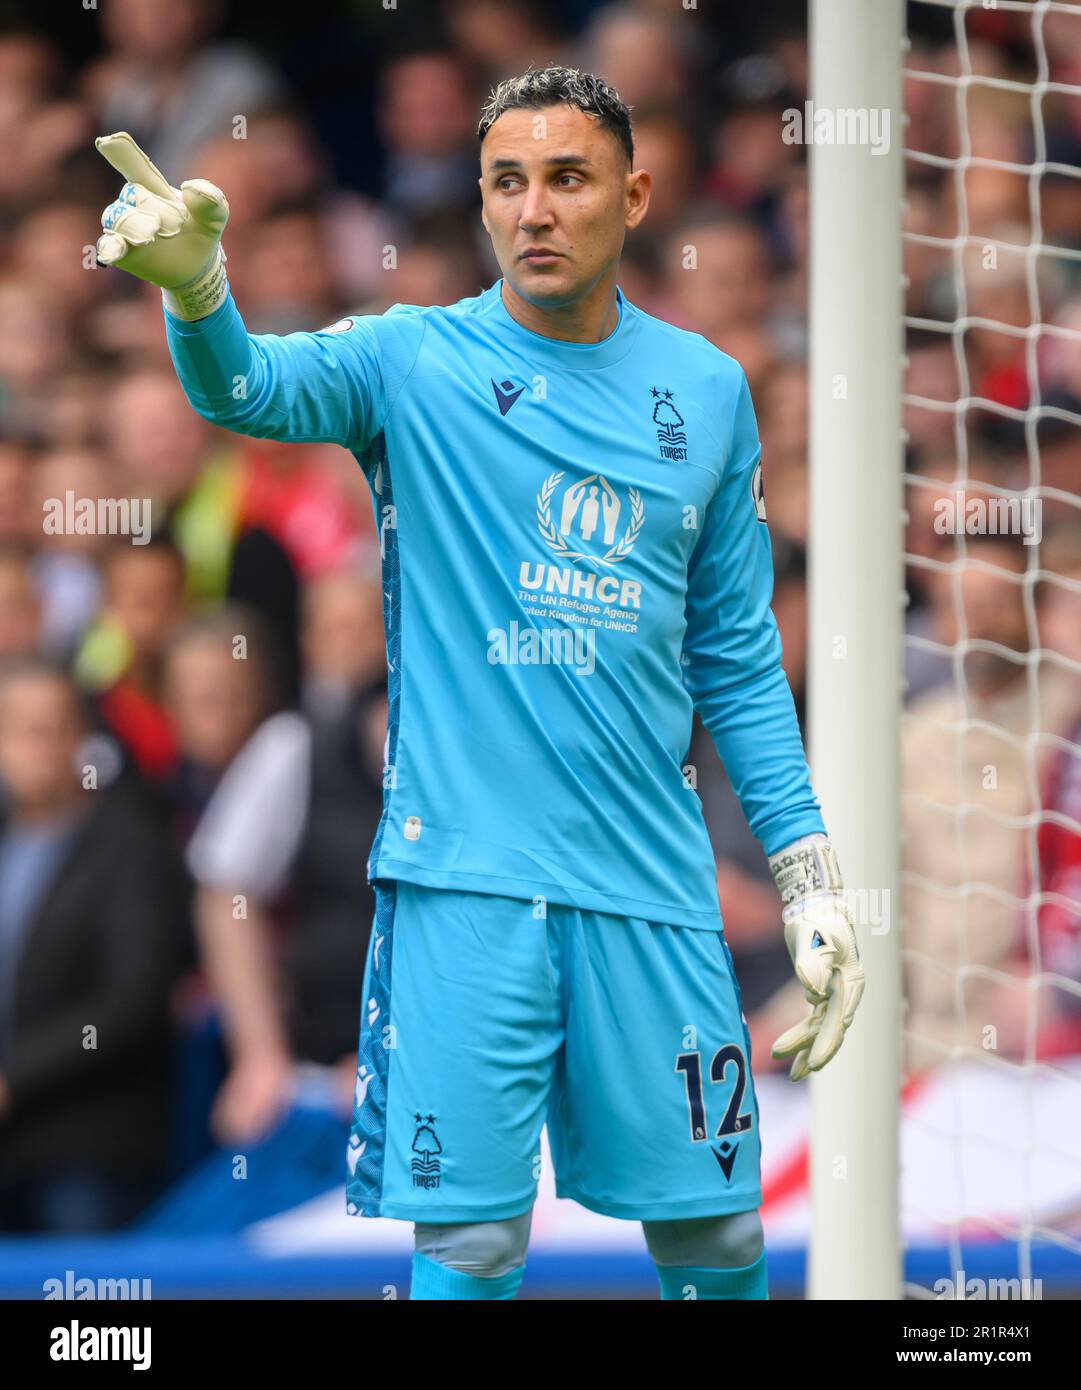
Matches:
[409,1250,525,1300]
[655,1250,768,1300]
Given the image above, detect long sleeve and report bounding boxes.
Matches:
[682,368,825,856]
[163,290,417,447]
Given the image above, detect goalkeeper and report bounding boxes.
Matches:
[95,67,863,1302]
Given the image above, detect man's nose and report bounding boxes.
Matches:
[518,185,554,231]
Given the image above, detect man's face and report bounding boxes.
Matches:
[929,545,1030,691]
[0,674,81,811]
[165,640,263,772]
[302,574,385,691]
[106,548,187,659]
[479,103,649,307]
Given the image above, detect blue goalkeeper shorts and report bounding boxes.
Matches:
[346,880,763,1223]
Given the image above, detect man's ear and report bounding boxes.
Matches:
[479,183,490,235]
[625,168,651,230]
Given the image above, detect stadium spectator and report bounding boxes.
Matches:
[662,211,778,392]
[901,532,1081,1072]
[104,368,234,598]
[0,441,32,546]
[28,448,109,659]
[446,0,570,85]
[375,50,479,222]
[0,546,42,662]
[85,0,286,177]
[76,537,189,784]
[300,569,385,719]
[989,721,1081,1062]
[0,659,192,1232]
[582,2,706,117]
[991,524,1081,1059]
[172,599,383,1143]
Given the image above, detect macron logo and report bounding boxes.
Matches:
[492,377,525,417]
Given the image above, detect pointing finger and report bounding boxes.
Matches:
[94,131,175,201]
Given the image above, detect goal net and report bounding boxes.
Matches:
[900,0,1081,1297]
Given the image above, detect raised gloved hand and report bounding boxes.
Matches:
[768,835,864,1081]
[94,130,229,321]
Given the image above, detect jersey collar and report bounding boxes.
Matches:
[485,278,638,371]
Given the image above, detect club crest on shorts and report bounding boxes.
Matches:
[411,1113,443,1190]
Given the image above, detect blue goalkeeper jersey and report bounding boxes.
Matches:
[165,279,825,930]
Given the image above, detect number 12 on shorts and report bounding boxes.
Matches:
[675,1045,754,1143]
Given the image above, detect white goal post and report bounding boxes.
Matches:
[808,0,905,1300]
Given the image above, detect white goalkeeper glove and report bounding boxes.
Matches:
[94,130,229,321]
[767,835,864,1081]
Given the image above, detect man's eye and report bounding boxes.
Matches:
[558,174,582,186]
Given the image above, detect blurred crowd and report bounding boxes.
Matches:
[0,0,1078,1234]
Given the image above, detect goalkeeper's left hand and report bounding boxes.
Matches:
[767,835,864,1081]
